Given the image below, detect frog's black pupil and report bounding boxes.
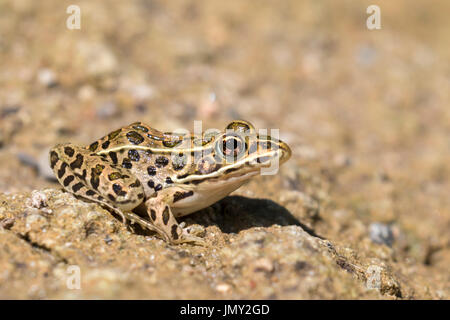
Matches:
[223,138,242,157]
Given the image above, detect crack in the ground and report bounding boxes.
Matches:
[15,231,69,265]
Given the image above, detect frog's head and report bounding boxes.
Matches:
[172,120,291,189]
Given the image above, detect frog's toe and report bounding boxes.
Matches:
[184,224,206,237]
[175,233,207,246]
[170,224,207,246]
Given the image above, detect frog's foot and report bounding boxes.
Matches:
[182,223,206,238]
[145,198,206,246]
[178,226,207,246]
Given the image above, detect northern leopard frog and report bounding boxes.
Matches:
[49,120,291,245]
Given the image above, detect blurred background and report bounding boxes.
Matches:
[0,0,448,298]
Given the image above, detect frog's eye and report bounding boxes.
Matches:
[216,134,246,161]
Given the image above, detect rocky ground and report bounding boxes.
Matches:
[0,0,449,299]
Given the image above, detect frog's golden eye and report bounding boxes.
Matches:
[216,134,246,161]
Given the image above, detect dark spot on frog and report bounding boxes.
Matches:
[108,129,122,140]
[132,124,149,132]
[154,183,162,191]
[177,173,189,179]
[108,172,122,181]
[147,133,163,141]
[128,149,140,161]
[163,135,182,148]
[147,166,156,176]
[165,177,173,184]
[155,156,169,168]
[63,175,74,187]
[122,158,132,169]
[150,209,156,221]
[112,183,123,195]
[72,182,84,193]
[93,164,105,175]
[147,180,154,188]
[173,190,194,203]
[109,151,118,164]
[126,131,145,145]
[171,225,179,240]
[69,154,84,170]
[162,207,170,225]
[90,169,100,190]
[64,146,75,157]
[57,162,68,178]
[89,141,99,152]
[50,151,59,169]
[129,179,141,188]
[102,140,110,149]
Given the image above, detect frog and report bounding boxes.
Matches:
[49,120,291,245]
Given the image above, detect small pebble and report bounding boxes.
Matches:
[215,283,231,293]
[104,235,113,245]
[37,68,58,87]
[369,223,394,247]
[253,258,274,273]
[29,190,48,209]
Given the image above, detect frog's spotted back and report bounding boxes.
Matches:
[87,122,165,153]
[49,120,291,245]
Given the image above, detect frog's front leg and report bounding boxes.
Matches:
[145,188,206,246]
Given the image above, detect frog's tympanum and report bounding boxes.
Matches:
[49,120,291,245]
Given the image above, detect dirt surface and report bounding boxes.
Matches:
[0,0,449,299]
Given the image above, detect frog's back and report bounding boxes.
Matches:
[86,122,166,153]
[82,122,194,198]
